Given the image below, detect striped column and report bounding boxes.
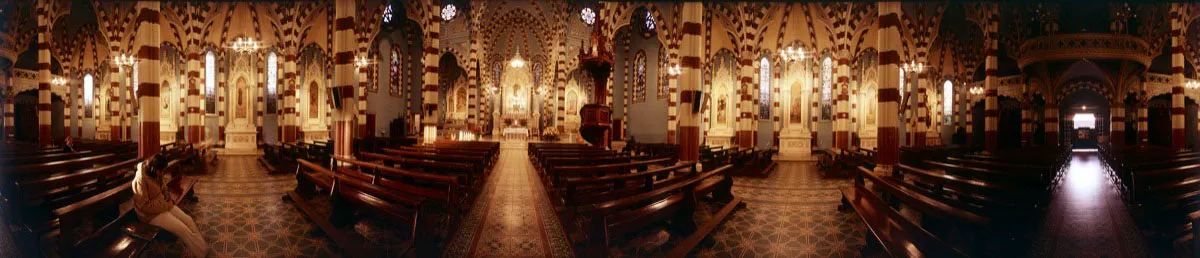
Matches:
[666,50,680,144]
[332,0,357,157]
[186,52,202,143]
[469,36,484,132]
[282,53,298,143]
[553,40,566,133]
[4,83,12,142]
[678,3,703,162]
[876,1,902,172]
[834,55,850,149]
[983,14,999,153]
[1170,4,1186,150]
[737,56,754,148]
[1111,104,1124,146]
[36,3,52,145]
[1045,102,1059,146]
[966,100,973,146]
[135,2,161,157]
[421,4,441,143]
[109,60,121,139]
[914,72,928,146]
[1021,100,1031,146]
[1139,99,1148,145]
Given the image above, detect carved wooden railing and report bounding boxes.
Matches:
[1017,33,1153,68]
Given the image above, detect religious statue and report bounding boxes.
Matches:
[567,91,579,113]
[717,94,728,124]
[865,88,876,124]
[310,82,319,118]
[235,83,247,119]
[456,87,467,112]
[161,84,172,110]
[791,95,805,124]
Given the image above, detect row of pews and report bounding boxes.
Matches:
[698,145,778,178]
[529,142,744,257]
[0,140,203,257]
[840,145,1068,257]
[285,140,499,257]
[1100,144,1200,255]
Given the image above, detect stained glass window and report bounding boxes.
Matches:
[581,8,596,25]
[899,69,905,101]
[634,51,647,103]
[391,49,400,96]
[759,57,770,118]
[84,74,94,117]
[382,5,393,23]
[442,4,457,21]
[644,11,656,31]
[821,56,832,119]
[205,51,216,113]
[267,52,278,113]
[944,80,953,121]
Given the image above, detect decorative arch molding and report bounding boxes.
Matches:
[1056,80,1112,105]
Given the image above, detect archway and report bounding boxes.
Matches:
[1148,94,1171,146]
[12,91,65,144]
[998,96,1022,149]
[1060,87,1109,149]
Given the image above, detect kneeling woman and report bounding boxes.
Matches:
[133,155,209,257]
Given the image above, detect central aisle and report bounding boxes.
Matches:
[1031,151,1149,257]
[444,141,573,257]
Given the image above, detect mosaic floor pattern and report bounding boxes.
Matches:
[691,162,867,258]
[443,141,573,258]
[142,156,338,258]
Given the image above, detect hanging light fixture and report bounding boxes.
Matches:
[510,50,526,68]
[231,37,261,54]
[113,53,138,68]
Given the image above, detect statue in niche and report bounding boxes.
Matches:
[456,87,467,112]
[790,82,804,124]
[161,82,172,110]
[717,94,728,124]
[566,91,579,113]
[235,81,247,119]
[309,82,319,118]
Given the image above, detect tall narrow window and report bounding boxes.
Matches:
[759,57,771,118]
[382,4,393,23]
[205,51,216,113]
[821,55,832,119]
[84,74,94,117]
[391,49,400,96]
[634,51,647,103]
[943,80,953,118]
[267,52,278,113]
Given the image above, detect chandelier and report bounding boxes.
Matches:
[779,46,807,62]
[1187,80,1200,90]
[51,77,67,86]
[902,61,924,73]
[231,37,261,53]
[354,54,371,68]
[666,64,682,76]
[113,53,137,68]
[970,86,984,95]
[510,51,526,68]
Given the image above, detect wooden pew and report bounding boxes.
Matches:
[583,165,736,257]
[841,166,986,257]
[546,157,675,188]
[360,152,482,190]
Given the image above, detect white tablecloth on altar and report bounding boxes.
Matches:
[503,128,529,140]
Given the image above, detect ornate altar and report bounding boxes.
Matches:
[225,52,257,150]
[491,51,540,137]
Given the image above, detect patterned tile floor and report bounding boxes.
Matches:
[692,162,867,258]
[143,156,339,258]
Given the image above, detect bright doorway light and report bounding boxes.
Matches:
[1073,113,1095,129]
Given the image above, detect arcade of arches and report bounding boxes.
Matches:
[2,1,1200,257]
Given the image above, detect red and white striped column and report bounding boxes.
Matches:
[186,51,203,143]
[834,54,850,149]
[914,67,928,146]
[420,3,441,143]
[1111,102,1124,146]
[1139,99,1148,145]
[738,55,754,148]
[282,53,298,143]
[678,3,703,162]
[1021,99,1032,146]
[4,82,12,142]
[135,2,162,157]
[332,0,357,157]
[983,13,999,153]
[1170,4,1186,150]
[36,2,52,145]
[875,1,902,173]
[1045,102,1059,146]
